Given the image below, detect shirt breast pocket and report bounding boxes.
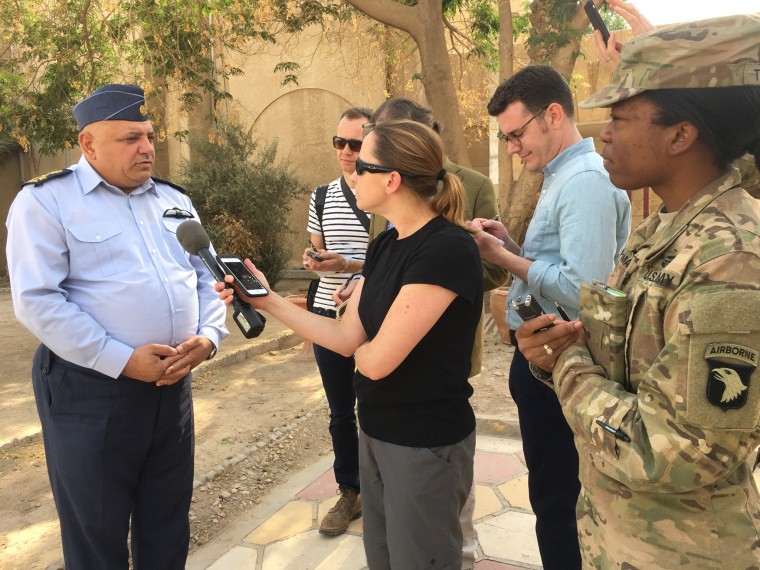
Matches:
[160,217,188,236]
[67,222,132,277]
[160,218,195,260]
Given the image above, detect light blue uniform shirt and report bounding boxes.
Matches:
[5,156,228,378]
[506,138,631,330]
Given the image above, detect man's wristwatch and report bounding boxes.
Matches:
[206,341,218,360]
[528,361,553,383]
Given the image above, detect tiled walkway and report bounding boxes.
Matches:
[187,434,542,570]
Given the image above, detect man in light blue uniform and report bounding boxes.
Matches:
[469,65,631,569]
[5,84,228,569]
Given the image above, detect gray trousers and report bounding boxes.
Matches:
[359,429,475,570]
[460,482,478,569]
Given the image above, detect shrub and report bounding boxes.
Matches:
[0,132,21,161]
[179,121,307,286]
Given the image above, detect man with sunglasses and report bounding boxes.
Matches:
[302,106,372,536]
[5,84,228,568]
[468,65,630,569]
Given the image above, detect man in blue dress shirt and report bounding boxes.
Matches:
[5,84,228,569]
[468,65,631,570]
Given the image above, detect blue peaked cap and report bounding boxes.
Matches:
[72,84,150,130]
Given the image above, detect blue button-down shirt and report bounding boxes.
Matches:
[6,156,228,378]
[506,138,631,330]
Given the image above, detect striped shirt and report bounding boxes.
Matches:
[307,177,369,311]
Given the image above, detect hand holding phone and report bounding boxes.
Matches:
[217,256,268,297]
[584,1,610,44]
[306,241,325,262]
[512,295,555,332]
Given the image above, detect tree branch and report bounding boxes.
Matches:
[80,0,96,92]
[345,0,420,38]
[443,17,474,49]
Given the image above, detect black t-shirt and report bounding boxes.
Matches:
[356,216,483,447]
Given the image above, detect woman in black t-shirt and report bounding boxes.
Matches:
[216,120,483,568]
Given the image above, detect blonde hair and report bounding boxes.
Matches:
[370,120,466,229]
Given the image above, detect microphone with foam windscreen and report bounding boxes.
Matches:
[176,220,265,338]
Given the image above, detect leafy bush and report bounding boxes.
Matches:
[0,131,21,161]
[179,121,307,286]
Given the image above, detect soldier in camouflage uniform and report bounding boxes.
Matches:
[516,14,760,568]
[737,153,760,199]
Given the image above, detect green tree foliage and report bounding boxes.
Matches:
[0,0,347,154]
[526,0,584,61]
[1,1,118,154]
[443,0,499,70]
[178,122,308,286]
[600,3,627,31]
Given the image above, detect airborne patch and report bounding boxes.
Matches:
[22,168,73,188]
[704,343,758,411]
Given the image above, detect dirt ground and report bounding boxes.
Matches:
[0,291,515,569]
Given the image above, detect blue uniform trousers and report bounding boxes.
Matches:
[32,345,194,570]
[509,342,581,570]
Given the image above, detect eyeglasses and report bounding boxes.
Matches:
[355,157,420,178]
[332,136,362,152]
[497,106,549,146]
[163,207,194,219]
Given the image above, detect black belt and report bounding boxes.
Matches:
[311,307,337,319]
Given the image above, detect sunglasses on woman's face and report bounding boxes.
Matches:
[332,136,362,152]
[354,157,420,178]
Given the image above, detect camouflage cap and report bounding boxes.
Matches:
[581,13,760,108]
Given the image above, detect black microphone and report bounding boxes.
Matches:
[176,220,266,339]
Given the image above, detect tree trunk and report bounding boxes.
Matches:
[346,0,470,165]
[505,1,589,244]
[497,0,514,223]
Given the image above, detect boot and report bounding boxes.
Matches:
[319,487,362,536]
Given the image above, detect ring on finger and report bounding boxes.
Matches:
[543,343,553,356]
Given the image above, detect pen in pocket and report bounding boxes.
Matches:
[554,302,570,321]
[595,419,631,442]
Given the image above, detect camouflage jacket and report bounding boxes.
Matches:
[554,170,760,568]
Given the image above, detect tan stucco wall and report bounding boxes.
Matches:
[158,23,388,267]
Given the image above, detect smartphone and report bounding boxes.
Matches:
[217,256,268,297]
[584,1,610,44]
[306,250,324,262]
[512,295,554,331]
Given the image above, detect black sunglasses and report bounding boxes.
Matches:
[332,136,362,152]
[355,157,420,178]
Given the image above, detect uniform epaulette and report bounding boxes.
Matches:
[22,169,73,188]
[152,177,187,194]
